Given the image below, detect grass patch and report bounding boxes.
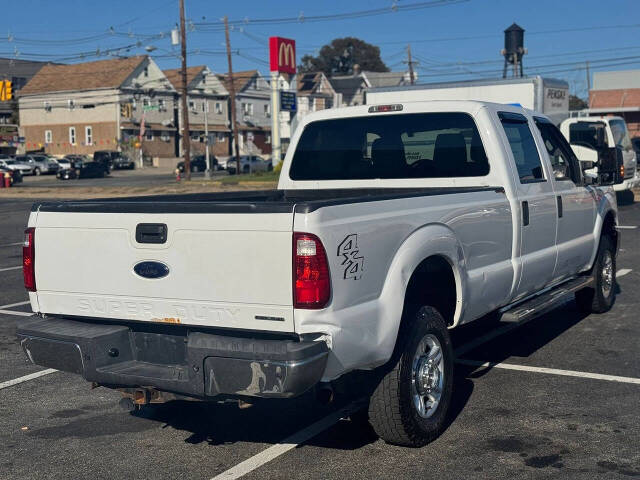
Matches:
[218,169,280,184]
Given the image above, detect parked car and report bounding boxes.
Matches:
[16,154,59,175]
[57,160,109,180]
[17,101,622,448]
[93,150,134,171]
[176,154,218,173]
[0,156,34,175]
[226,155,272,174]
[56,157,72,171]
[0,165,21,184]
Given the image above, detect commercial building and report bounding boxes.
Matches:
[589,69,640,137]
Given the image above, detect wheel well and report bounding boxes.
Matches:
[402,255,457,327]
[602,211,618,250]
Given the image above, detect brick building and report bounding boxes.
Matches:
[589,69,640,138]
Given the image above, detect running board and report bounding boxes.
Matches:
[500,276,594,323]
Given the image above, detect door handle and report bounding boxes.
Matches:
[522,201,529,226]
[557,196,563,218]
[136,223,167,244]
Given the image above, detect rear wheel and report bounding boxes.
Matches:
[192,165,200,173]
[368,306,453,447]
[575,236,616,313]
[33,167,41,176]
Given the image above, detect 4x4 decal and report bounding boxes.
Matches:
[337,234,364,280]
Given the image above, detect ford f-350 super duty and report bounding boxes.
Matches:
[18,101,622,447]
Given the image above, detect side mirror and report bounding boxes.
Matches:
[580,160,595,171]
[598,147,624,185]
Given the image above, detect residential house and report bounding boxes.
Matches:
[589,69,640,137]
[218,70,272,156]
[19,56,177,158]
[330,70,415,107]
[163,65,229,158]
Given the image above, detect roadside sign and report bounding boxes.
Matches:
[280,91,297,112]
[269,37,296,74]
[143,104,159,112]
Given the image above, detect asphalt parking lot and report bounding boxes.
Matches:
[0,196,638,479]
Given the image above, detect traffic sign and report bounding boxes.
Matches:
[280,91,297,112]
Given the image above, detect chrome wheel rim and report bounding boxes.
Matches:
[411,334,444,419]
[602,251,614,298]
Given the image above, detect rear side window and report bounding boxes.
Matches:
[499,112,545,183]
[569,121,608,150]
[289,112,489,180]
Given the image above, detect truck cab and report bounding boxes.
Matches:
[560,115,638,192]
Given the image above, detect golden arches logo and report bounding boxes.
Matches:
[278,43,295,68]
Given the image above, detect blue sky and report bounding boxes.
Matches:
[2,0,639,97]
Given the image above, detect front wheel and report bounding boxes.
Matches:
[33,168,41,176]
[368,306,454,447]
[575,236,616,313]
[192,165,199,173]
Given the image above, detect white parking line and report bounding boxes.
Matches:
[0,300,30,309]
[211,403,360,480]
[616,225,638,230]
[0,242,22,248]
[0,369,57,390]
[0,266,21,272]
[0,309,32,317]
[617,268,632,278]
[456,359,640,385]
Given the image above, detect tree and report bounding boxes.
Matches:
[569,94,588,111]
[299,37,388,76]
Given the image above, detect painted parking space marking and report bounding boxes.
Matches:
[457,359,640,385]
[211,403,361,480]
[0,265,22,272]
[0,309,32,317]
[616,225,638,230]
[0,369,57,391]
[0,242,22,248]
[0,300,30,309]
[617,268,632,277]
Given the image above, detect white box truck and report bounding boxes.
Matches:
[366,76,570,124]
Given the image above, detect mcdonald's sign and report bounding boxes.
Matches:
[269,37,296,74]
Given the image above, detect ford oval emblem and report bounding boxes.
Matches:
[134,261,170,279]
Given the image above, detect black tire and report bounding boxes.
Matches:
[575,236,616,313]
[368,306,454,447]
[192,165,199,173]
[33,167,41,176]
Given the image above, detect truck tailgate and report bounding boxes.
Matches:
[33,210,295,332]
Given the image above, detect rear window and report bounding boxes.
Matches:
[289,112,489,180]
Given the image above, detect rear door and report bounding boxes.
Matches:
[534,117,596,280]
[498,111,558,299]
[33,209,295,332]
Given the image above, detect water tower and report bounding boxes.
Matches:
[501,23,527,78]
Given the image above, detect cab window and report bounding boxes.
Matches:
[499,112,545,183]
[534,117,582,185]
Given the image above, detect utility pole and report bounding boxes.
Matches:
[407,44,415,85]
[586,61,591,91]
[179,0,191,180]
[224,16,241,174]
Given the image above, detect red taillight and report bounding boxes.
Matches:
[294,232,330,309]
[23,227,36,291]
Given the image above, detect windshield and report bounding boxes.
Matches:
[569,121,608,150]
[290,112,489,181]
[609,119,632,150]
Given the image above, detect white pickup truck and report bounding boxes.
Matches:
[18,101,622,447]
